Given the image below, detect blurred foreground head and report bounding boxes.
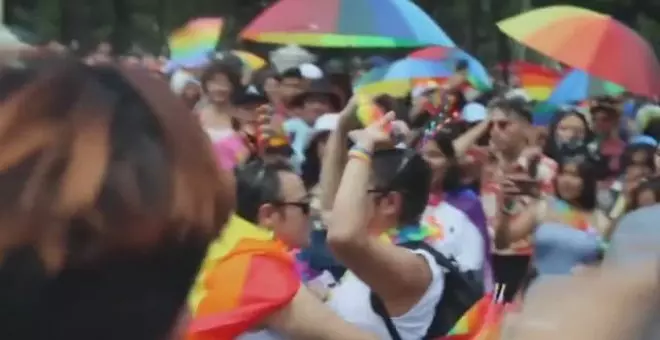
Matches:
[506,260,660,339]
[0,56,234,340]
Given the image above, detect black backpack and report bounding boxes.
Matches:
[370,241,484,340]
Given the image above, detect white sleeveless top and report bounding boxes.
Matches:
[326,249,445,339]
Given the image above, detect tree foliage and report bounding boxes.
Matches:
[4,0,659,64]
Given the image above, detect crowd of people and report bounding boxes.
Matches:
[0,42,659,340]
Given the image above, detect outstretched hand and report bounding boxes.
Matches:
[348,111,398,149]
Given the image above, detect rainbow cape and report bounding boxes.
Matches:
[186,215,300,340]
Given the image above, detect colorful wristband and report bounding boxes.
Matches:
[350,145,373,156]
[348,149,371,163]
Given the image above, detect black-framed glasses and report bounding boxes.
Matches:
[272,201,311,215]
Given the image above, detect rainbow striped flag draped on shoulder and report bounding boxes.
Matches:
[186,215,301,340]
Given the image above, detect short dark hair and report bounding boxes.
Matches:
[488,96,533,123]
[235,159,295,223]
[621,144,655,173]
[371,149,431,225]
[629,176,660,211]
[200,61,242,101]
[0,57,232,340]
[279,67,303,80]
[431,126,463,193]
[455,59,469,72]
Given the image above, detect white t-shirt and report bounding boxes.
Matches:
[422,202,485,272]
[327,249,445,340]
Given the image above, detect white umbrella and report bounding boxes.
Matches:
[269,44,316,73]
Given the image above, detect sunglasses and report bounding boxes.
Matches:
[251,167,311,215]
[272,201,311,215]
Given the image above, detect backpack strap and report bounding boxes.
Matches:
[399,241,462,274]
[369,241,457,340]
[370,294,403,340]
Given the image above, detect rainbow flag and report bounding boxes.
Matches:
[169,18,224,68]
[440,294,493,339]
[356,95,390,132]
[186,215,300,340]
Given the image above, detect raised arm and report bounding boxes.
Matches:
[319,96,358,217]
[327,113,433,314]
[453,119,490,157]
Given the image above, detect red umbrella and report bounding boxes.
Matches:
[497,6,660,97]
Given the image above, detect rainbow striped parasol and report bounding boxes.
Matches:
[408,46,492,91]
[169,17,223,67]
[516,63,563,101]
[240,0,455,48]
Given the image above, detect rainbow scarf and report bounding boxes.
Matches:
[551,199,591,232]
[186,215,300,340]
[386,220,443,245]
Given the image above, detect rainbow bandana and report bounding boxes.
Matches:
[387,221,443,245]
[187,215,300,340]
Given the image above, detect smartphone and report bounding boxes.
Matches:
[512,178,538,196]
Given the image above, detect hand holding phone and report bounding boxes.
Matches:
[501,173,540,197]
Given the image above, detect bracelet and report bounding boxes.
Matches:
[350,145,373,156]
[348,149,371,163]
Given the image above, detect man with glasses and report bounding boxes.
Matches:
[187,159,377,340]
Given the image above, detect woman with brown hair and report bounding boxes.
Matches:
[0,56,234,340]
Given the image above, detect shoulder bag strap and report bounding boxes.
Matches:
[370,293,403,340]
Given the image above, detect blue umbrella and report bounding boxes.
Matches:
[547,69,625,106]
[409,46,492,90]
[534,69,625,125]
[354,58,454,96]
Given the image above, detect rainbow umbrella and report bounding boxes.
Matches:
[240,0,455,48]
[187,215,300,339]
[354,59,454,97]
[408,47,492,91]
[516,63,563,101]
[547,69,625,105]
[169,17,223,67]
[534,69,625,125]
[497,6,660,97]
